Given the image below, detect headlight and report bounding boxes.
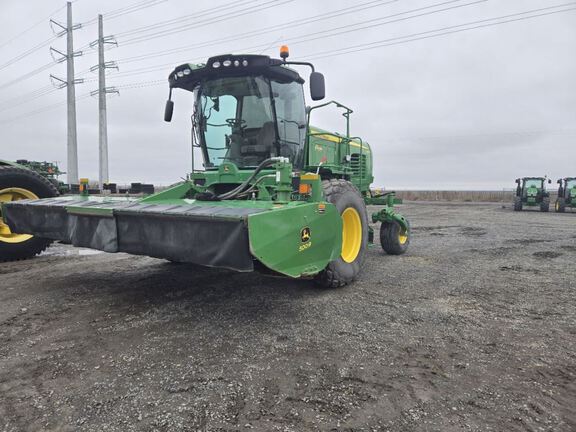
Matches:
[223,60,232,67]
[212,61,221,68]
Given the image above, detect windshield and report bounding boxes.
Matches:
[566,179,576,188]
[194,75,306,169]
[524,179,543,189]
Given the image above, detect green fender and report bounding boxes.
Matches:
[248,202,342,278]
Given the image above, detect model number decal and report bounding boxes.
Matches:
[299,242,312,252]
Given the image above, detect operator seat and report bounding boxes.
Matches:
[240,121,276,165]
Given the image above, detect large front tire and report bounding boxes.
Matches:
[555,198,566,213]
[540,197,550,212]
[315,179,369,288]
[0,166,58,262]
[513,196,523,211]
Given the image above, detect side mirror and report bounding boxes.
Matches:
[557,179,562,184]
[310,72,325,101]
[548,179,551,184]
[164,100,174,122]
[515,178,520,184]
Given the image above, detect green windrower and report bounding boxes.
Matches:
[1,47,410,287]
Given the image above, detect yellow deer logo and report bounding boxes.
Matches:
[300,227,311,243]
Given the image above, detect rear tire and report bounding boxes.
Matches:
[513,196,523,211]
[315,179,368,288]
[540,197,550,212]
[380,220,410,255]
[0,166,58,262]
[555,198,566,213]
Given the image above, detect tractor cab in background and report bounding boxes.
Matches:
[513,176,551,212]
[555,177,576,212]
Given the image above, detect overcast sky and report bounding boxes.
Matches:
[1,0,575,189]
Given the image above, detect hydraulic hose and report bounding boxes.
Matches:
[217,157,280,200]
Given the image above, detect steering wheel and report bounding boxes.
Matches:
[226,118,246,128]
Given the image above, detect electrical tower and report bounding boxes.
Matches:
[90,14,118,189]
[49,2,83,186]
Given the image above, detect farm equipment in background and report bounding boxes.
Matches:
[513,177,551,212]
[1,48,410,287]
[0,160,59,261]
[555,177,576,212]
[13,159,69,194]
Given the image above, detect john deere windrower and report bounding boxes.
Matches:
[513,177,551,212]
[1,47,410,286]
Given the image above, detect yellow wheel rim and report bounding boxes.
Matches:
[0,187,38,244]
[341,207,362,263]
[399,226,409,245]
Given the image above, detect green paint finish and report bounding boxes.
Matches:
[372,197,409,233]
[306,126,374,194]
[248,201,342,277]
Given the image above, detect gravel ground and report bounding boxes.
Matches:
[1,202,575,432]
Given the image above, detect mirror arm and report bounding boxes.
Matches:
[282,60,315,72]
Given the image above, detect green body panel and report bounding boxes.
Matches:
[248,201,342,277]
[306,126,374,194]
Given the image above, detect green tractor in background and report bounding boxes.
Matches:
[1,48,410,287]
[0,160,59,261]
[12,160,69,194]
[513,177,552,212]
[555,177,576,212]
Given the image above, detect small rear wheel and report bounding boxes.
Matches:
[555,198,566,213]
[380,220,410,255]
[513,196,523,211]
[540,197,550,212]
[0,166,58,262]
[315,179,368,288]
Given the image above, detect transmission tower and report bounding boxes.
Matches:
[49,1,83,186]
[90,14,118,189]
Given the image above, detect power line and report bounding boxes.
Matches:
[0,86,58,113]
[119,0,294,46]
[0,92,91,126]
[0,35,59,71]
[113,0,400,66]
[80,2,576,87]
[102,0,483,82]
[0,3,66,51]
[105,0,166,19]
[282,0,488,48]
[0,61,58,91]
[303,3,576,60]
[80,0,167,27]
[115,0,263,38]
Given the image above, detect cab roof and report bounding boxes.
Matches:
[168,54,304,91]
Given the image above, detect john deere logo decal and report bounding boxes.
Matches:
[300,227,311,243]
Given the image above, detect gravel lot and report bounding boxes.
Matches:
[1,202,575,431]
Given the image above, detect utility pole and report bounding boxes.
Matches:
[90,15,118,189]
[50,2,83,186]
